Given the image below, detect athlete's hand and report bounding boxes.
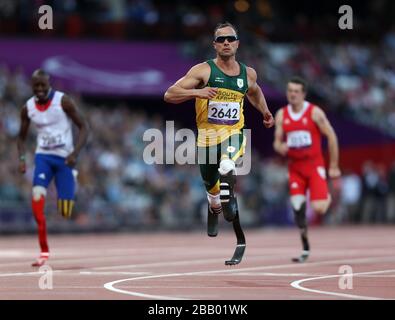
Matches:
[276,143,288,156]
[195,87,218,100]
[65,153,77,167]
[328,166,341,179]
[263,110,274,128]
[18,159,26,174]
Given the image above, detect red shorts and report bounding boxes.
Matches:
[288,158,329,201]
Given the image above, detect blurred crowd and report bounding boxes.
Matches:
[0,65,273,232]
[1,2,394,133]
[329,162,395,225]
[190,29,395,137]
[1,0,393,41]
[1,66,395,233]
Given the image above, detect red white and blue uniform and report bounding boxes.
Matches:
[282,101,329,200]
[26,90,75,200]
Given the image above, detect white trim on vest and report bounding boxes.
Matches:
[287,101,309,121]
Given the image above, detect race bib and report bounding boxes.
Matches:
[287,130,312,148]
[39,133,65,150]
[207,101,240,125]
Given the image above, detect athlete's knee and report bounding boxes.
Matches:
[291,195,307,229]
[57,199,75,219]
[290,195,306,211]
[32,186,46,224]
[218,157,236,176]
[32,186,47,201]
[311,197,331,215]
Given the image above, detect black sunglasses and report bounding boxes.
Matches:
[214,35,238,43]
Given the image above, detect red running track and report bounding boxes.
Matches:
[0,226,394,300]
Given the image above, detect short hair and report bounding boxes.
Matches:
[214,22,238,38]
[288,76,308,93]
[32,69,50,80]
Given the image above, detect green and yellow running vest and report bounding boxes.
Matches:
[195,59,249,147]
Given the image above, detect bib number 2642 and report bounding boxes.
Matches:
[208,101,240,125]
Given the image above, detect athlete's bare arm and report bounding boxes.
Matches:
[61,95,89,167]
[17,105,30,174]
[273,109,288,156]
[164,63,218,104]
[312,107,341,178]
[246,67,274,128]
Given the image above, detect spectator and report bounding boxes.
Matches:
[340,170,362,223]
[386,162,395,223]
[360,162,389,224]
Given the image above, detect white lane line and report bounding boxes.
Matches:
[0,270,151,279]
[0,252,256,270]
[290,269,395,300]
[80,272,151,276]
[234,272,327,277]
[0,253,197,269]
[92,254,395,272]
[357,275,395,278]
[0,250,27,258]
[2,255,395,276]
[0,269,74,277]
[152,272,328,277]
[0,272,44,277]
[89,255,278,271]
[103,256,395,300]
[0,247,393,269]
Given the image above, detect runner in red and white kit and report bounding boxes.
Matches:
[273,77,341,262]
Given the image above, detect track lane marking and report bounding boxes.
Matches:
[290,269,395,300]
[103,256,395,300]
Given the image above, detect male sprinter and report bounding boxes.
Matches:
[273,77,341,262]
[17,69,89,267]
[164,22,274,264]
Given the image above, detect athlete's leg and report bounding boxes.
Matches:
[31,154,54,266]
[219,133,247,265]
[206,183,222,237]
[206,183,222,215]
[218,156,237,222]
[54,159,76,219]
[32,186,49,253]
[198,146,222,237]
[311,196,332,215]
[290,195,310,262]
[289,167,310,262]
[310,165,331,225]
[218,155,246,264]
[218,132,245,222]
